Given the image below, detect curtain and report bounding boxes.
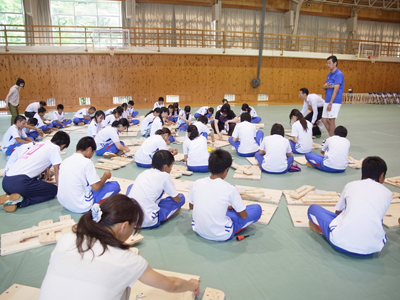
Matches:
[23,0,34,45]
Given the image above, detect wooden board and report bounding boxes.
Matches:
[385,176,400,188]
[287,205,336,227]
[125,234,144,246]
[347,156,364,169]
[98,158,132,167]
[202,288,225,300]
[312,142,322,149]
[76,130,86,133]
[119,131,139,137]
[129,269,200,300]
[110,177,135,194]
[60,126,80,132]
[294,156,307,165]
[242,200,278,225]
[233,165,262,181]
[122,138,146,146]
[246,157,258,165]
[127,126,141,132]
[111,157,135,163]
[284,129,292,137]
[289,185,315,200]
[170,165,193,179]
[174,153,185,162]
[0,284,39,300]
[1,215,76,256]
[126,146,140,155]
[393,192,400,203]
[95,163,120,170]
[255,123,264,129]
[382,203,400,228]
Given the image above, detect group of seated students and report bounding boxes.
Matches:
[0,96,395,297]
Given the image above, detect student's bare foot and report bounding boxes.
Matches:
[172,208,181,217]
[103,152,117,158]
[0,193,21,205]
[4,204,17,212]
[306,162,315,168]
[116,150,124,156]
[0,193,22,213]
[78,122,85,126]
[309,220,322,234]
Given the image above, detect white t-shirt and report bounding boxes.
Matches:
[57,153,101,213]
[39,232,148,300]
[87,119,104,138]
[177,110,191,126]
[329,179,392,255]
[240,106,258,118]
[195,106,209,115]
[301,94,325,124]
[121,109,129,119]
[34,113,45,127]
[4,142,34,175]
[140,114,155,135]
[189,177,246,241]
[291,120,313,153]
[127,106,134,115]
[231,121,259,154]
[73,108,89,119]
[217,104,223,111]
[153,102,164,109]
[150,117,163,136]
[7,85,20,106]
[102,114,116,127]
[7,141,62,178]
[322,135,350,170]
[26,102,40,113]
[193,121,210,137]
[127,168,178,227]
[183,136,209,167]
[259,135,292,172]
[105,108,115,116]
[52,111,65,122]
[95,127,120,150]
[134,135,167,165]
[1,124,28,151]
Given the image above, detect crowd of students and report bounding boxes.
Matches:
[0,90,395,299]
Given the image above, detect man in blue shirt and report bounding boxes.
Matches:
[321,56,345,137]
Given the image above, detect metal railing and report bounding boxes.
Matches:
[1,24,399,57]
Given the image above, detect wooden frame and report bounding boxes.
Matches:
[287,205,336,227]
[385,176,400,188]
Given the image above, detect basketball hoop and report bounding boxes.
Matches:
[107,46,115,56]
[368,56,378,63]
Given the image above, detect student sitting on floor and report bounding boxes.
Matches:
[141,108,160,137]
[229,113,263,157]
[135,128,178,168]
[153,96,165,109]
[73,106,96,125]
[25,101,46,118]
[188,149,262,242]
[87,110,105,138]
[193,115,215,142]
[307,156,392,256]
[166,105,176,125]
[255,123,294,174]
[121,103,139,125]
[127,100,139,118]
[150,107,175,143]
[23,118,40,141]
[211,103,238,138]
[104,107,116,116]
[1,115,33,155]
[94,119,130,156]
[51,104,72,128]
[177,105,192,131]
[0,131,70,212]
[194,106,214,120]
[103,106,123,127]
[34,107,56,133]
[57,137,121,213]
[171,102,180,122]
[216,99,228,111]
[240,103,261,123]
[183,125,209,173]
[288,109,313,154]
[305,125,350,173]
[39,194,200,300]
[127,150,185,229]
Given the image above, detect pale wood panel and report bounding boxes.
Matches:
[1,54,400,112]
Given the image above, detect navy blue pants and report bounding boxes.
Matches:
[2,175,57,208]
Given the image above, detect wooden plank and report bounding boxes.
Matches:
[129,269,200,300]
[110,177,135,194]
[246,157,258,165]
[383,203,400,228]
[122,138,146,146]
[174,153,185,162]
[202,288,225,300]
[312,142,322,149]
[0,284,40,300]
[255,123,264,129]
[347,156,364,169]
[124,234,144,246]
[1,216,76,256]
[120,131,139,137]
[233,165,262,181]
[287,205,336,227]
[385,176,400,188]
[98,158,132,167]
[294,156,307,165]
[95,163,120,170]
[242,200,278,225]
[126,146,140,155]
[289,185,315,200]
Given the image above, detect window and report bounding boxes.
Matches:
[0,100,6,108]
[51,0,121,27]
[113,96,132,104]
[224,94,235,101]
[166,95,179,103]
[0,0,25,45]
[257,94,268,101]
[47,98,56,107]
[79,97,90,105]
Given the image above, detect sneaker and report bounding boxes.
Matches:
[288,164,301,172]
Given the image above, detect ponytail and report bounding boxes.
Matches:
[187,125,199,141]
[289,109,308,131]
[158,107,168,123]
[145,110,154,117]
[155,127,171,136]
[74,194,144,256]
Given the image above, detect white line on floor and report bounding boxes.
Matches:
[371,131,399,137]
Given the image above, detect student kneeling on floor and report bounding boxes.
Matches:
[57,136,121,213]
[126,150,185,229]
[307,156,392,256]
[0,131,70,212]
[189,149,262,241]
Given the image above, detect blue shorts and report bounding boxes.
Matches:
[289,140,310,154]
[27,131,39,140]
[305,153,346,173]
[251,116,262,123]
[179,123,188,131]
[95,141,125,156]
[227,204,262,240]
[169,116,178,122]
[136,162,151,168]
[4,143,25,155]
[187,165,209,172]
[73,117,89,125]
[255,152,294,174]
[131,111,139,118]
[130,119,140,125]
[307,205,372,256]
[228,130,264,157]
[92,181,121,204]
[194,112,201,119]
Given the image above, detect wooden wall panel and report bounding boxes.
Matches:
[1,53,399,112]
